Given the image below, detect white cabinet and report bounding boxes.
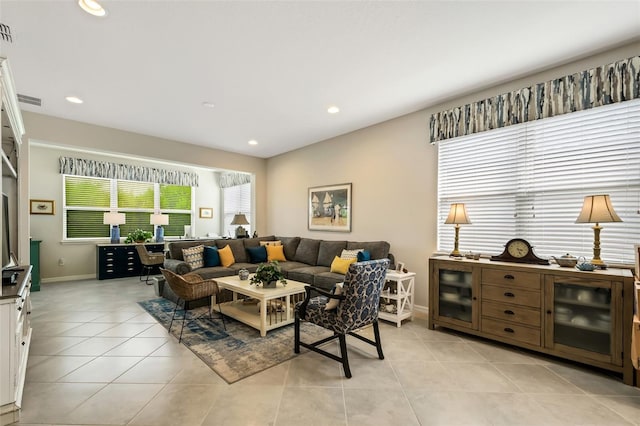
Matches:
[0,267,32,425]
[379,270,415,327]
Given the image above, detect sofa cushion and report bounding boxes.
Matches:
[218,245,236,267]
[228,263,259,273]
[182,245,204,269]
[340,248,362,260]
[313,271,346,291]
[330,256,356,274]
[346,241,390,260]
[277,236,301,261]
[190,266,236,280]
[203,246,221,267]
[216,239,248,263]
[277,261,310,275]
[357,250,371,262]
[317,240,347,266]
[266,245,287,262]
[168,239,217,261]
[247,246,268,263]
[288,265,330,284]
[293,238,321,266]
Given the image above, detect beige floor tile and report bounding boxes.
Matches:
[341,358,401,389]
[57,322,118,337]
[200,384,281,425]
[25,355,95,382]
[58,356,143,382]
[62,383,164,425]
[169,356,228,385]
[276,387,346,426]
[19,382,105,424]
[126,311,159,323]
[345,388,420,426]
[392,360,458,391]
[103,337,169,356]
[233,361,289,387]
[128,383,223,426]
[91,311,141,322]
[467,340,545,364]
[533,394,634,425]
[28,336,89,356]
[406,390,493,426]
[424,341,487,363]
[285,352,344,387]
[494,364,584,394]
[56,336,129,356]
[136,323,172,338]
[440,362,520,393]
[31,321,85,336]
[96,322,154,337]
[149,339,194,357]
[594,395,640,424]
[546,363,640,396]
[114,356,186,383]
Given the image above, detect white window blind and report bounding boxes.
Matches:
[438,99,640,264]
[223,182,252,237]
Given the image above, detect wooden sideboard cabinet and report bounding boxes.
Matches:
[96,243,164,280]
[0,266,32,425]
[429,256,635,385]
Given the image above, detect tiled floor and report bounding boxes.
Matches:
[13,276,640,425]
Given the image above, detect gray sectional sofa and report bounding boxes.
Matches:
[162,235,392,291]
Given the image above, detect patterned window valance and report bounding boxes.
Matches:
[59,157,199,187]
[219,172,251,188]
[429,56,640,143]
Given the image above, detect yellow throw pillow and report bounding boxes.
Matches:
[218,245,236,267]
[330,256,356,275]
[266,244,287,262]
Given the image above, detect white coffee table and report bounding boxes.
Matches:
[212,275,308,336]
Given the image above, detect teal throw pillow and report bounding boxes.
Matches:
[247,245,268,263]
[357,250,371,261]
[203,246,221,267]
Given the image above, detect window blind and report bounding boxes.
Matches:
[223,183,252,237]
[438,99,640,264]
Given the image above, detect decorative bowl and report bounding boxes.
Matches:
[576,262,596,271]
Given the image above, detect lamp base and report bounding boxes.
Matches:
[235,226,248,238]
[110,226,120,244]
[155,226,164,243]
[449,249,462,257]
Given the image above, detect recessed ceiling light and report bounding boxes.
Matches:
[78,0,107,17]
[65,96,83,104]
[327,106,340,114]
[202,102,215,108]
[248,140,258,146]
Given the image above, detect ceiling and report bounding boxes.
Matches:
[0,1,639,159]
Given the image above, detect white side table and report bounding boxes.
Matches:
[379,270,415,327]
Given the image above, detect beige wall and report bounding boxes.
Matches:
[266,40,640,311]
[24,112,267,280]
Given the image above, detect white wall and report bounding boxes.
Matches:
[266,41,640,311]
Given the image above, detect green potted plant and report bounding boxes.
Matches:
[250,261,287,288]
[124,228,153,244]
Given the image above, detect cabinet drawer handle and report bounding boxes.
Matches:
[17,306,22,311]
[504,327,515,333]
[504,274,515,280]
[503,309,515,315]
[504,292,515,297]
[21,341,25,346]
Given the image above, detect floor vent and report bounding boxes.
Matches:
[17,94,41,107]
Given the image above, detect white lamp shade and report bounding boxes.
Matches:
[444,203,471,225]
[103,212,125,225]
[150,214,169,226]
[575,194,622,224]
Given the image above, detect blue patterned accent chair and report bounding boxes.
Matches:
[294,258,390,378]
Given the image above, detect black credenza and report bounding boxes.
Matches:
[96,243,165,280]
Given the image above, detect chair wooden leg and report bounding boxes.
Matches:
[294,314,301,354]
[338,334,351,378]
[373,320,384,360]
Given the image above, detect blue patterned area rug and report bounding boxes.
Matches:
[138,298,330,384]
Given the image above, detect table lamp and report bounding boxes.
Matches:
[575,194,622,266]
[230,213,250,238]
[444,203,471,257]
[103,212,125,244]
[150,213,169,242]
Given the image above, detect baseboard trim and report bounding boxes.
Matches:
[42,274,97,283]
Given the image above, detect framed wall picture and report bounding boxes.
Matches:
[199,207,213,219]
[30,199,55,215]
[308,183,351,232]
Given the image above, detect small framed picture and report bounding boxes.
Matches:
[30,199,55,215]
[199,207,213,219]
[395,262,405,273]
